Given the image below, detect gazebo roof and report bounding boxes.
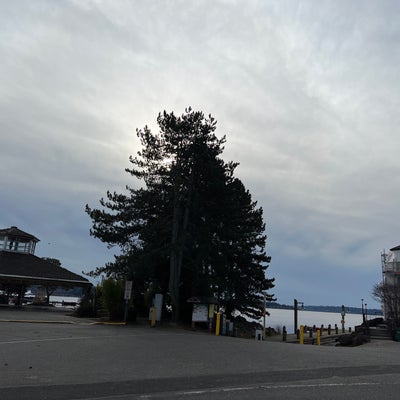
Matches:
[0,226,39,242]
[390,245,400,251]
[0,251,90,287]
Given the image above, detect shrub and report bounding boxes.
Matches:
[101,278,125,320]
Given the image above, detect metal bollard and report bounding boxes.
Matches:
[151,307,157,327]
[282,326,287,342]
[328,324,331,335]
[300,325,304,345]
[215,312,221,336]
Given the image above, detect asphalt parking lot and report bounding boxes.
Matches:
[1,308,400,400]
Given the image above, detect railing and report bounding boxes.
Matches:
[382,261,400,273]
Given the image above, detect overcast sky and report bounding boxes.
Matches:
[2,0,399,310]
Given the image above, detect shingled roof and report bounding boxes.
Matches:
[0,251,90,287]
[0,226,39,242]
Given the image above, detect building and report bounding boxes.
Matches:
[0,226,91,305]
[380,246,400,321]
[381,246,400,286]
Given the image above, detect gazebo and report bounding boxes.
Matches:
[0,226,91,305]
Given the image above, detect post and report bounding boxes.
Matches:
[124,280,133,324]
[317,329,321,346]
[341,305,346,333]
[123,299,129,324]
[263,292,266,340]
[361,298,365,323]
[215,312,221,336]
[300,325,304,344]
[294,299,298,334]
[282,326,287,341]
[208,304,214,333]
[151,307,157,327]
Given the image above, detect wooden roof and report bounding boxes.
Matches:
[0,251,90,287]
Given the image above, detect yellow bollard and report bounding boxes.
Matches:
[300,325,304,344]
[215,312,221,336]
[317,329,321,346]
[151,307,157,327]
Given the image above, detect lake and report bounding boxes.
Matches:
[263,308,373,334]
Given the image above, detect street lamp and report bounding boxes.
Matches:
[341,305,346,333]
[361,298,365,323]
[294,299,304,334]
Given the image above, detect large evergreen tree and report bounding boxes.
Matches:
[86,108,274,321]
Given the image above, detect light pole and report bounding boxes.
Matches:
[341,305,346,333]
[361,298,365,323]
[294,299,304,334]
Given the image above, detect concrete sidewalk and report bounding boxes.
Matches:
[1,310,399,400]
[0,305,96,324]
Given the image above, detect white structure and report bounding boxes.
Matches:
[381,246,400,320]
[381,246,400,286]
[0,226,39,255]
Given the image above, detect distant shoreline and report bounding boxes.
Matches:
[267,302,383,316]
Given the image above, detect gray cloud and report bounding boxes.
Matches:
[1,0,399,308]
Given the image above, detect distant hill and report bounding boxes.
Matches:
[267,302,383,316]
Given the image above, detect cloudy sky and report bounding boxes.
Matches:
[2,0,399,309]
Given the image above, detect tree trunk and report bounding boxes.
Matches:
[169,184,181,322]
[169,176,192,322]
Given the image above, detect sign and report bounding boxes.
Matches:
[124,280,133,300]
[208,303,215,319]
[192,304,208,322]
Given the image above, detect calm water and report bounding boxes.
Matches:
[263,308,368,334]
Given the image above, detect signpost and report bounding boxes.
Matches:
[123,280,133,323]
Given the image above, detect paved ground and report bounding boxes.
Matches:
[0,308,399,399]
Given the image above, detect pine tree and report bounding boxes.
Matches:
[86,108,274,321]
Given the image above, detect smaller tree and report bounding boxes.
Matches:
[101,278,125,320]
[372,281,400,324]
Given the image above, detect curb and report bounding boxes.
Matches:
[0,319,76,324]
[0,319,127,325]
